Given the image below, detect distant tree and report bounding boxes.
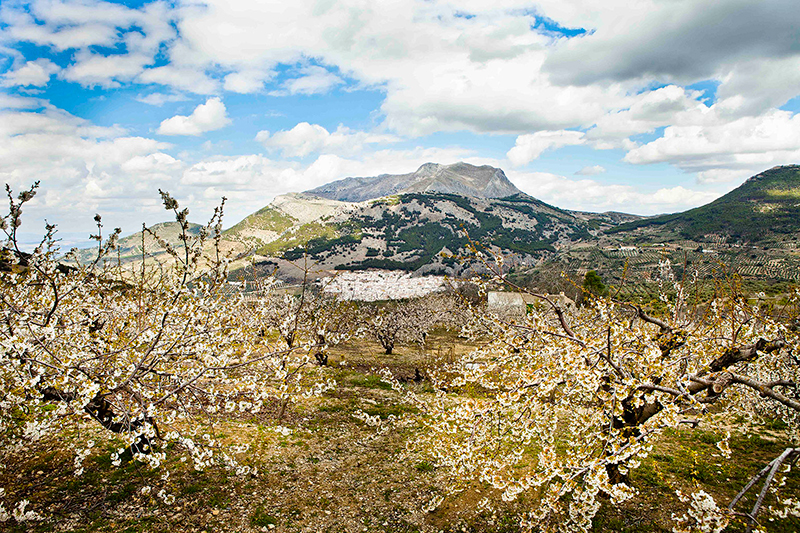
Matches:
[361,301,414,355]
[582,269,608,297]
[301,285,357,366]
[359,296,453,355]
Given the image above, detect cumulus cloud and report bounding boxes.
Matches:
[576,165,605,175]
[545,0,800,88]
[135,92,189,106]
[2,58,60,87]
[507,130,585,166]
[270,65,343,96]
[623,110,800,181]
[223,70,272,94]
[63,52,152,87]
[586,85,709,149]
[0,105,180,232]
[255,122,398,158]
[2,0,800,224]
[161,0,620,135]
[137,66,219,95]
[178,147,481,223]
[157,98,231,136]
[507,170,720,215]
[1,0,175,87]
[0,94,45,110]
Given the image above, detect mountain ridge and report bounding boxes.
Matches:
[305,162,521,202]
[610,164,800,243]
[71,163,800,282]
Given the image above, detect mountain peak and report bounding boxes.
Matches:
[305,161,521,202]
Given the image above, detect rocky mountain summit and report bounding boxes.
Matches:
[305,162,521,202]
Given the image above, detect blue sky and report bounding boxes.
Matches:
[2,0,800,240]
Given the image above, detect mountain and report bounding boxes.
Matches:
[610,165,800,243]
[70,163,800,282]
[215,162,619,276]
[221,193,353,251]
[305,162,521,202]
[251,192,611,275]
[70,221,203,264]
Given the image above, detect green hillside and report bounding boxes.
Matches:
[610,165,800,243]
[223,205,297,237]
[262,192,600,272]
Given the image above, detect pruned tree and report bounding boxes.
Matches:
[361,301,413,355]
[0,185,332,523]
[300,282,357,366]
[358,299,428,355]
[398,254,800,533]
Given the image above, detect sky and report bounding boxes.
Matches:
[2,0,800,244]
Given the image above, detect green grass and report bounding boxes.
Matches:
[251,505,278,527]
[348,374,393,390]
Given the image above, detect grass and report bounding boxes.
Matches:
[348,373,393,390]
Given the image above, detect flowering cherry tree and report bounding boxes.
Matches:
[400,252,799,533]
[0,185,332,523]
[358,296,452,355]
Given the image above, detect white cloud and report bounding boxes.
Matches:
[135,92,189,106]
[0,94,45,110]
[694,168,755,184]
[137,66,219,95]
[223,70,271,94]
[576,165,605,175]
[63,52,152,87]
[178,147,480,223]
[255,122,398,158]
[164,1,621,135]
[2,58,60,87]
[1,0,175,88]
[586,85,709,149]
[623,110,800,180]
[0,105,179,233]
[507,170,720,215]
[3,0,800,228]
[507,130,585,166]
[271,65,343,96]
[157,98,232,136]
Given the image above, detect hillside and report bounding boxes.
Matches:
[305,162,521,202]
[221,193,354,251]
[70,221,203,264]
[610,165,800,243]
[72,164,800,279]
[258,192,606,274]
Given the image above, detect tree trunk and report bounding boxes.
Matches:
[41,386,154,455]
[277,398,289,422]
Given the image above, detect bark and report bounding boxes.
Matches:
[40,386,154,454]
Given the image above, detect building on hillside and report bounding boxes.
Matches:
[488,291,526,318]
[488,291,575,318]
